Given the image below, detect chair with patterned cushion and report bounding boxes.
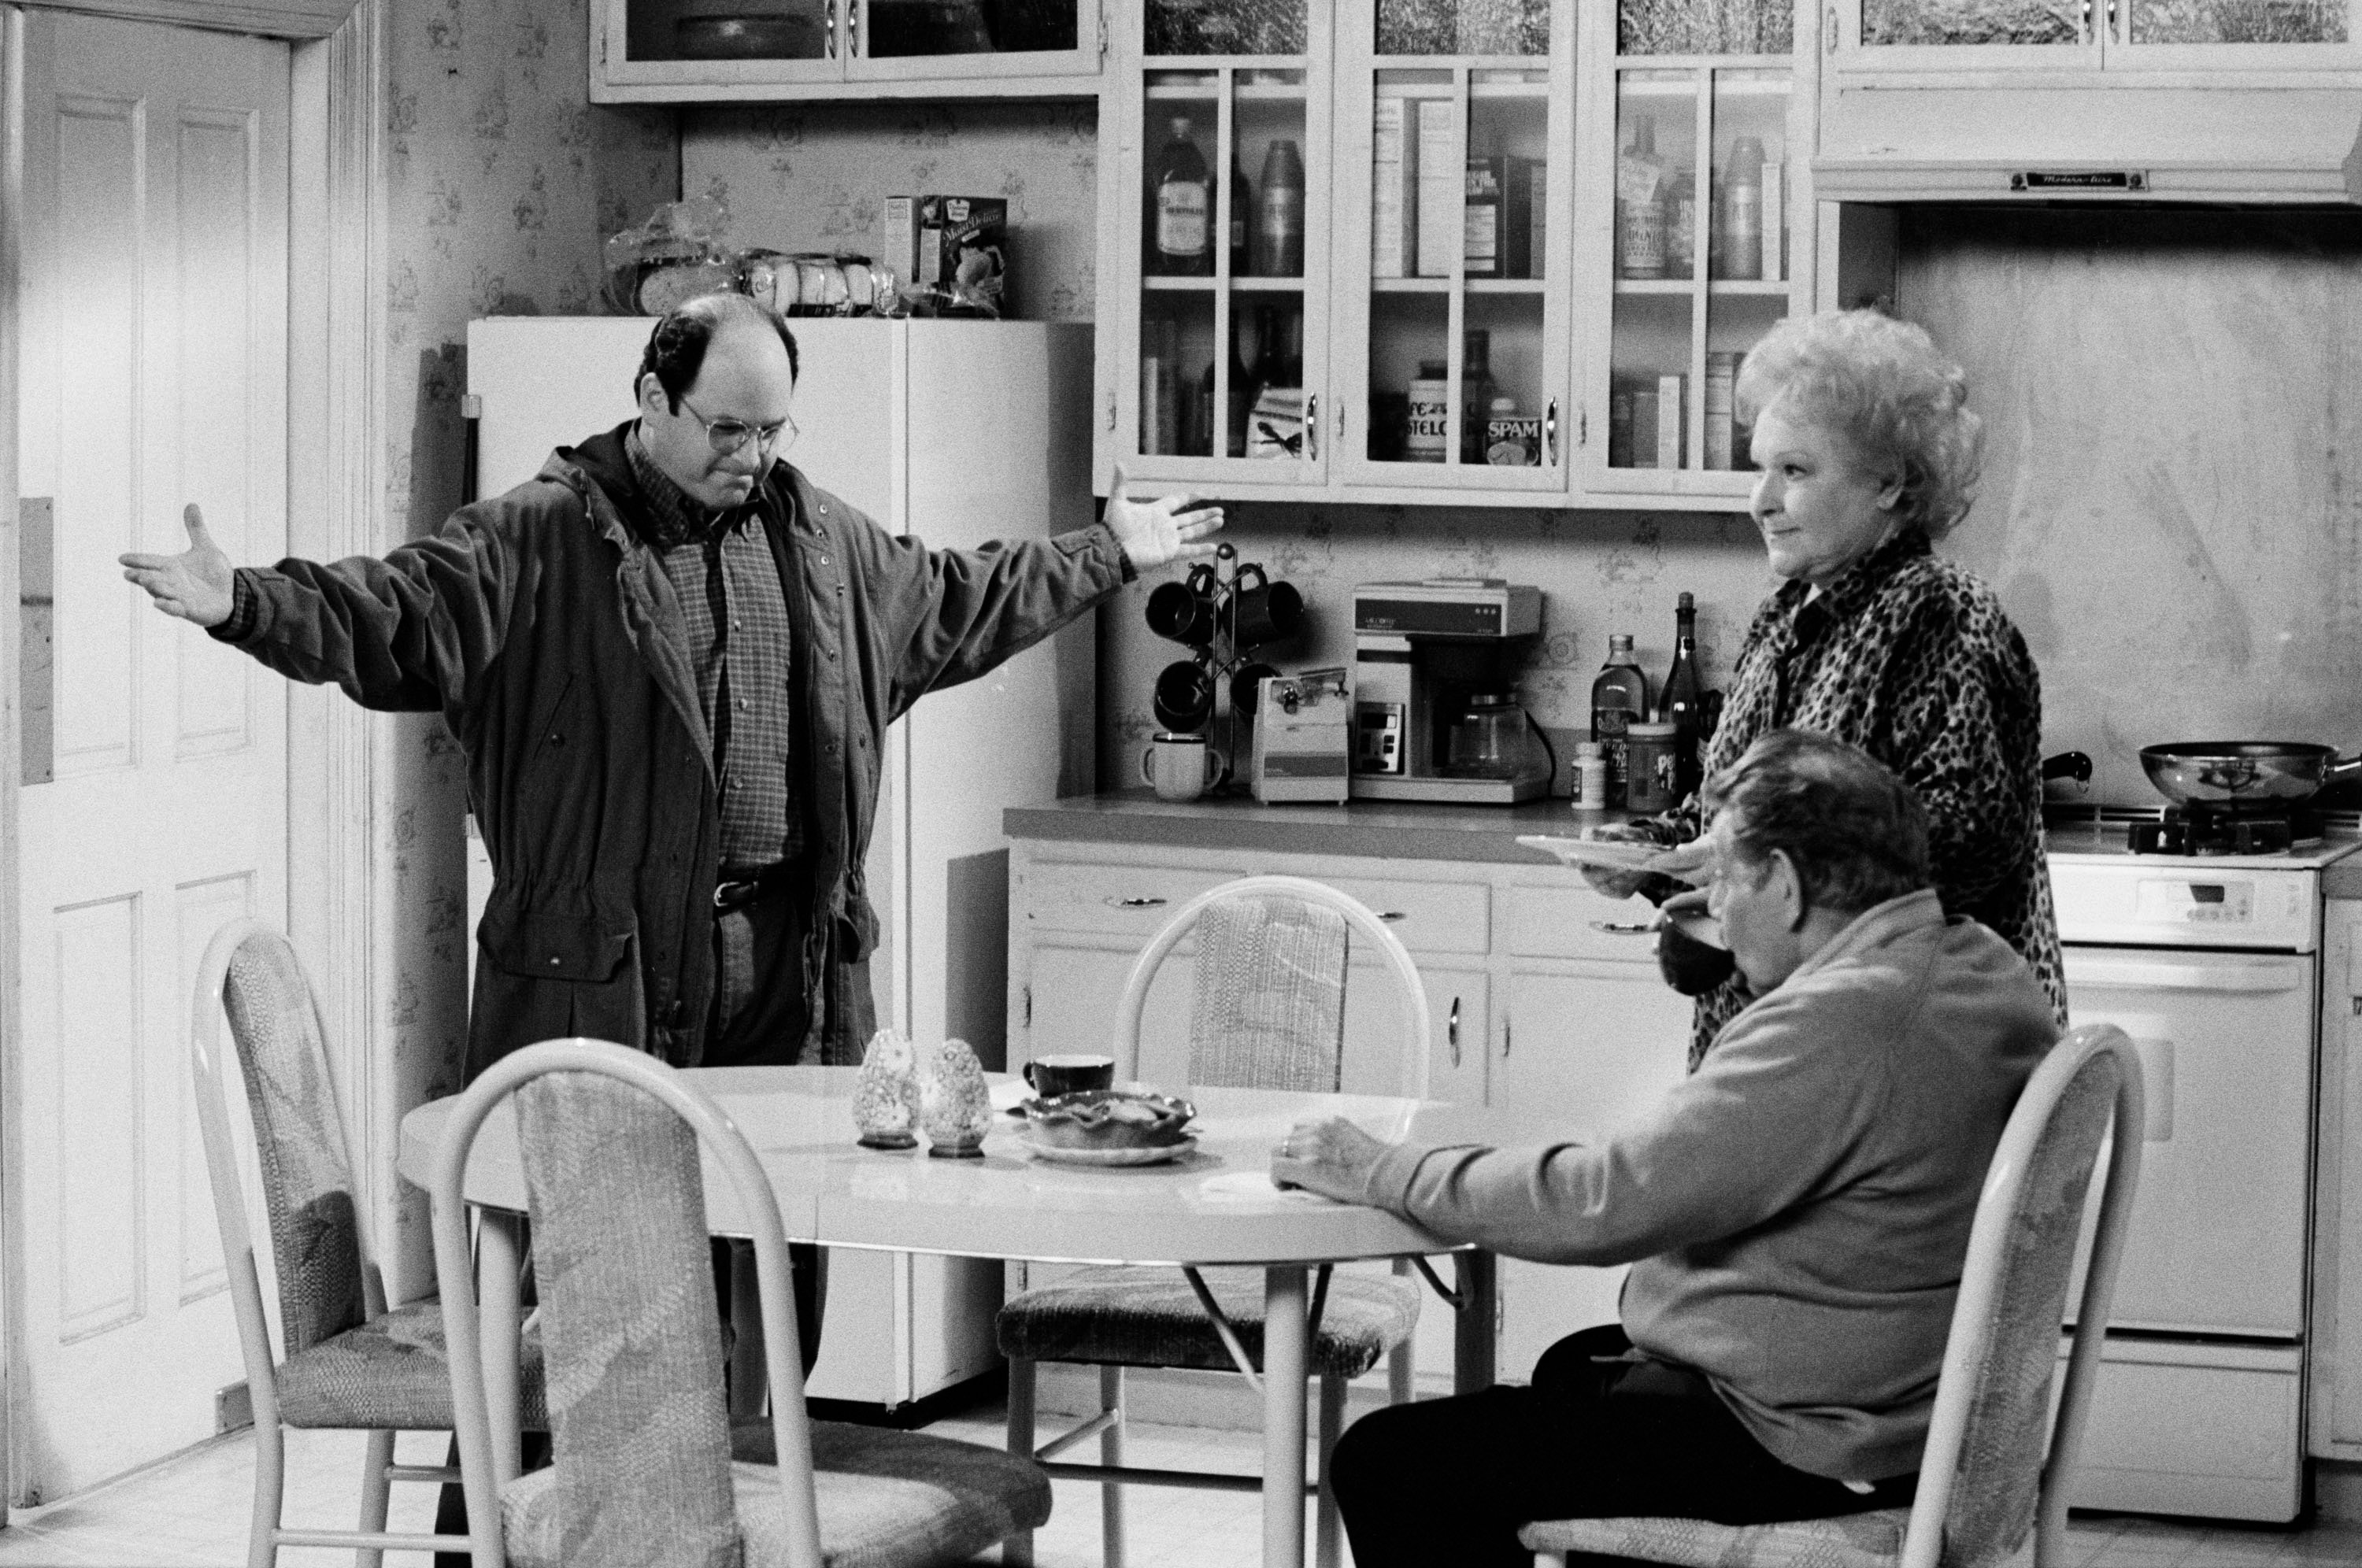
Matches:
[191,917,550,1568]
[1521,1022,2147,1568]
[430,1035,1053,1568]
[998,874,1438,1568]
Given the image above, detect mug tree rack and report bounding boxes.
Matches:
[1143,542,1305,794]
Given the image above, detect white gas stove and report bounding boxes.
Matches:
[2042,808,2360,1521]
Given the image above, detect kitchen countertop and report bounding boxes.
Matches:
[1003,790,1633,865]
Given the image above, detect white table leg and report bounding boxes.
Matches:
[1262,1265,1309,1568]
[479,1208,525,1487]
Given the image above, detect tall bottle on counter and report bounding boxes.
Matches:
[1661,592,1705,800]
[1590,634,1650,808]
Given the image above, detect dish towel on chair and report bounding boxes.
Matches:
[1189,895,1349,1092]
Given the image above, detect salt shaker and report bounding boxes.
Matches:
[921,1038,993,1159]
[852,1026,921,1149]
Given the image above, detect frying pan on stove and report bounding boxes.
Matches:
[2139,741,2362,809]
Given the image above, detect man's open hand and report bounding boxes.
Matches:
[1102,461,1224,572]
[120,504,234,628]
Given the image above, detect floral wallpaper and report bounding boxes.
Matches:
[375,0,676,1281]
[1105,505,1775,792]
[683,101,1101,323]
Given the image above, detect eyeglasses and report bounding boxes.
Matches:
[677,394,798,458]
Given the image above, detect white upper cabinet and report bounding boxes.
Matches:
[1826,0,2362,74]
[593,0,1104,102]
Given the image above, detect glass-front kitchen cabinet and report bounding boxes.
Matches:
[1100,0,1586,505]
[1826,0,2360,73]
[1105,0,1338,492]
[592,0,1103,102]
[1327,0,1576,496]
[1098,0,1815,510]
[1575,0,1811,503]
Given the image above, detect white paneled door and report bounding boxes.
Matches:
[11,10,289,1501]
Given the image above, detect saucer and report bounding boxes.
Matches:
[1017,1130,1201,1167]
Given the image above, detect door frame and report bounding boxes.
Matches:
[0,0,387,1510]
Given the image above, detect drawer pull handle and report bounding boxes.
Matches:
[1589,919,1654,935]
[1379,911,1408,923]
[1108,896,1169,909]
[1447,997,1461,1067]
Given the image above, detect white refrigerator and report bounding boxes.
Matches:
[463,315,1097,1415]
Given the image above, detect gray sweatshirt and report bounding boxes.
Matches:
[1362,889,2057,1481]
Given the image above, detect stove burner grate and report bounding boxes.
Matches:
[2123,803,2322,856]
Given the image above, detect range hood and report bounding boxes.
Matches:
[1815,86,2362,205]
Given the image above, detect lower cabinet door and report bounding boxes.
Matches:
[1493,966,1692,1379]
[1021,939,1194,1081]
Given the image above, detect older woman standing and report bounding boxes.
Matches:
[1623,308,2064,1063]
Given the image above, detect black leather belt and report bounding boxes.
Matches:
[713,861,798,912]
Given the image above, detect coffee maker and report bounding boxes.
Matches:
[1350,579,1548,804]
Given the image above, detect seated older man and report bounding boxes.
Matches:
[1271,728,2060,1568]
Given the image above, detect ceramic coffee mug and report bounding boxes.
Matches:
[1152,660,1216,733]
[1229,564,1304,648]
[1024,1053,1117,1098]
[1140,732,1229,801]
[1145,562,1220,646]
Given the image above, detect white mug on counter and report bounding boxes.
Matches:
[1141,732,1228,802]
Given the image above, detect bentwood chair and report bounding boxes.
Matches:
[191,917,549,1568]
[431,1036,1053,1568]
[1523,1022,2147,1568]
[998,874,1438,1568]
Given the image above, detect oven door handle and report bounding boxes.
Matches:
[2065,954,2306,993]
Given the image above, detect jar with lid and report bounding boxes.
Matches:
[1623,719,1681,814]
[1405,360,1450,462]
[1570,741,1608,812]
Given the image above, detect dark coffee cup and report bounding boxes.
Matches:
[1230,661,1281,717]
[1024,1054,1117,1098]
[1230,563,1304,648]
[1153,659,1215,732]
[1145,563,1220,646]
[1657,893,1735,996]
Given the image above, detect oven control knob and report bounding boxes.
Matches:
[2127,822,2168,855]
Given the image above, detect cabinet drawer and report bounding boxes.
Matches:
[1502,884,1666,963]
[1020,863,1232,937]
[1327,877,1490,957]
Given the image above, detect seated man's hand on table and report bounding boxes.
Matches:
[1270,1115,1388,1203]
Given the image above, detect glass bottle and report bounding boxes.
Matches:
[1661,592,1705,800]
[1230,146,1253,276]
[1460,329,1494,464]
[1616,114,1667,281]
[1590,634,1650,808]
[1716,136,1763,283]
[1253,139,1305,278]
[1226,305,1264,458]
[1665,167,1696,279]
[1152,116,1212,276]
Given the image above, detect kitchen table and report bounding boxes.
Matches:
[397,1065,1500,1568]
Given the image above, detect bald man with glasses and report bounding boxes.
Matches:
[124,287,1221,1083]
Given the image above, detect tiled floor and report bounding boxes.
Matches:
[3,1404,2362,1567]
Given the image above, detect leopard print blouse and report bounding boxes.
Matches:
[1685,529,2068,1068]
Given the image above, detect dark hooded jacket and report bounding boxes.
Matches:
[216,423,1128,1078]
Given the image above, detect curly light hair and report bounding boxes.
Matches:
[1735,309,1985,538]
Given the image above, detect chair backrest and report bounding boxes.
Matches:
[1901,1023,2145,1568]
[191,918,379,1392]
[1113,875,1431,1128]
[430,1037,825,1568]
